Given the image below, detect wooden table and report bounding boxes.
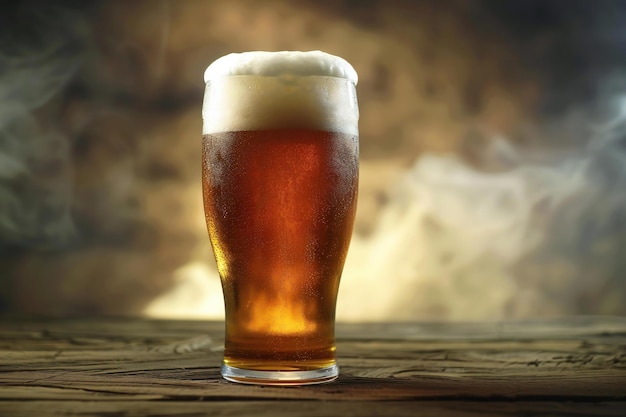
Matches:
[1,316,625,416]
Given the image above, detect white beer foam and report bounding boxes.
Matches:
[204,51,358,84]
[202,51,359,135]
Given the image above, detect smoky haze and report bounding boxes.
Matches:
[1,0,625,320]
[0,2,87,251]
[340,96,626,320]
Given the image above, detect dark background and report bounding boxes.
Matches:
[1,0,625,321]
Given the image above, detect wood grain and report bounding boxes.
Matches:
[0,316,625,416]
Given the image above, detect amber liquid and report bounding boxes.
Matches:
[202,129,358,372]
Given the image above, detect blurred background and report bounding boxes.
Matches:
[1,0,625,321]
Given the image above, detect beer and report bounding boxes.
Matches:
[202,51,359,385]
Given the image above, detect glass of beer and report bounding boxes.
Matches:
[201,51,359,385]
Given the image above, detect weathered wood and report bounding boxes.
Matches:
[2,400,626,417]
[0,316,625,416]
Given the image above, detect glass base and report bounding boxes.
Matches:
[221,363,338,385]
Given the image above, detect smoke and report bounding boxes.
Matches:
[147,97,626,322]
[0,3,87,250]
[338,89,626,321]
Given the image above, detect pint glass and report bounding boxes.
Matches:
[201,51,359,385]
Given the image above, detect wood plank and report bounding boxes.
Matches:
[1,400,626,417]
[0,316,625,416]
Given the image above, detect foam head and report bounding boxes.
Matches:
[202,51,359,135]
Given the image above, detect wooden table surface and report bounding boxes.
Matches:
[1,316,625,416]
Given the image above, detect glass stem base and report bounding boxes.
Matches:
[221,363,338,385]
